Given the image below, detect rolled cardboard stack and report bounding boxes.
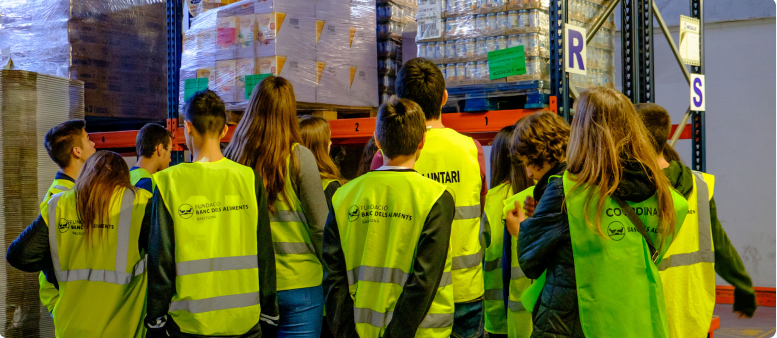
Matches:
[0,70,84,337]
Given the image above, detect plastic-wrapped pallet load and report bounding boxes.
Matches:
[376,0,414,104]
[0,70,84,338]
[416,0,551,86]
[0,0,167,120]
[180,0,378,111]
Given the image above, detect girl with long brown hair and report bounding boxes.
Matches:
[508,87,688,338]
[224,76,328,337]
[298,115,345,209]
[7,151,152,337]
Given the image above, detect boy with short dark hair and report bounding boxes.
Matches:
[145,89,278,337]
[38,119,97,313]
[636,103,756,338]
[370,58,488,335]
[131,123,173,193]
[324,96,456,337]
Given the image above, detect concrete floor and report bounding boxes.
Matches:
[713,304,776,338]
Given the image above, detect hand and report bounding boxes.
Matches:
[734,310,753,319]
[505,201,526,238]
[523,196,536,217]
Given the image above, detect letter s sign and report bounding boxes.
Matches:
[690,74,705,111]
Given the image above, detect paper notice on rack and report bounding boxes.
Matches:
[679,15,700,66]
[1,47,11,69]
[416,0,442,40]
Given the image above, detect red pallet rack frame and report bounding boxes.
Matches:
[89,109,693,150]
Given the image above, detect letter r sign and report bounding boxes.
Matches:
[564,24,587,75]
[690,74,705,111]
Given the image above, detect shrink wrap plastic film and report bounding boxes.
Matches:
[180,0,378,111]
[375,0,413,103]
[0,0,168,119]
[417,0,615,87]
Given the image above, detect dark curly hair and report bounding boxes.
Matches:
[510,111,570,168]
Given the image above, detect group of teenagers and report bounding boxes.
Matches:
[4,57,757,338]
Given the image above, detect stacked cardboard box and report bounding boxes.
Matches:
[0,0,167,120]
[0,70,84,337]
[180,0,378,109]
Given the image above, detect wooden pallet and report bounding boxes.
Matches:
[224,102,378,125]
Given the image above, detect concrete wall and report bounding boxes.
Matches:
[613,17,776,287]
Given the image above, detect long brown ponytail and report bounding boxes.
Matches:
[298,115,344,184]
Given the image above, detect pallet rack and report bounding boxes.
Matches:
[549,0,705,170]
[89,0,694,162]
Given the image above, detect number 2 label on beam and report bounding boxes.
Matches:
[355,123,360,132]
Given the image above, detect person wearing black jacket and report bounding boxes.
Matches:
[144,90,279,338]
[322,97,456,337]
[510,88,687,338]
[500,111,570,330]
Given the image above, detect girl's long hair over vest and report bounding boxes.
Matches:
[75,150,136,245]
[224,76,301,213]
[566,87,677,250]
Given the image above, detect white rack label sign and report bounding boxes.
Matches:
[679,15,701,66]
[417,0,442,40]
[564,24,587,75]
[690,74,705,111]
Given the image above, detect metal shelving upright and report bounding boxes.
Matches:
[166,0,185,165]
[549,0,704,168]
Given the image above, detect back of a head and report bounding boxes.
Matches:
[45,119,86,169]
[490,125,515,187]
[298,115,331,151]
[375,96,426,159]
[567,87,675,240]
[395,58,446,120]
[136,123,173,159]
[510,111,570,168]
[74,151,133,243]
[634,103,671,155]
[184,89,227,137]
[298,115,341,180]
[356,137,379,177]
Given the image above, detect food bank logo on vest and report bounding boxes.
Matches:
[178,201,251,221]
[350,204,413,223]
[178,204,194,219]
[58,218,83,233]
[607,221,626,241]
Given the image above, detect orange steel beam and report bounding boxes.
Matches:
[90,115,693,149]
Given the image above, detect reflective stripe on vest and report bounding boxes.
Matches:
[154,158,261,335]
[271,144,323,291]
[333,171,455,337]
[39,178,75,312]
[46,187,150,337]
[660,171,716,338]
[658,172,714,271]
[500,186,535,316]
[563,171,689,338]
[483,183,511,334]
[48,189,145,285]
[414,128,484,302]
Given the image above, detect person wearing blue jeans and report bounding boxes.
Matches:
[277,286,324,337]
